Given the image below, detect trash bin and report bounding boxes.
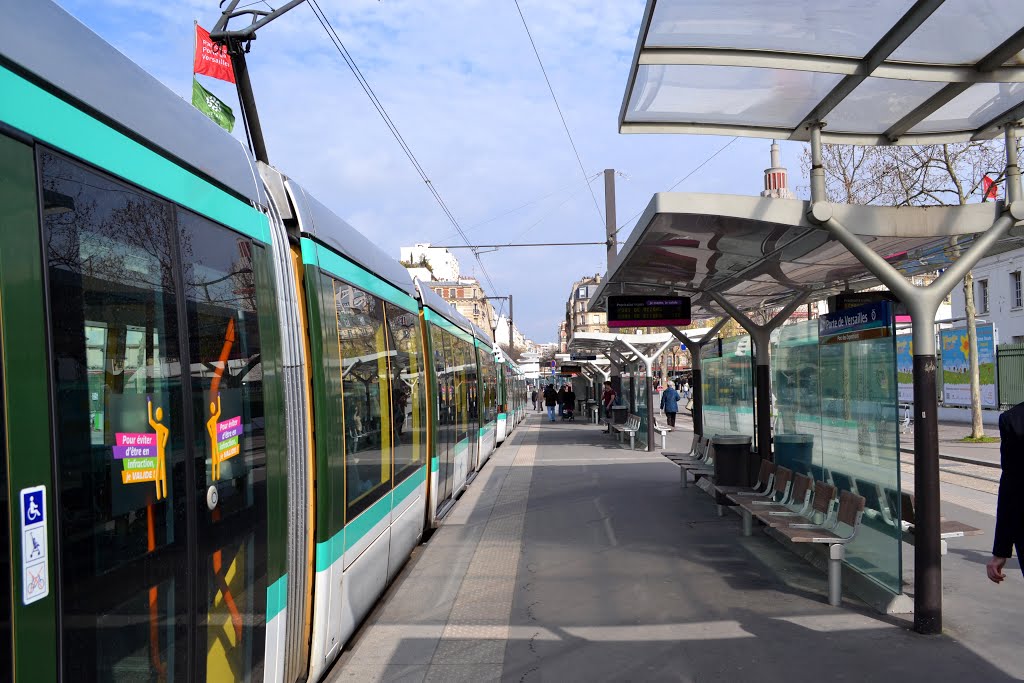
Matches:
[775,434,814,478]
[712,434,756,489]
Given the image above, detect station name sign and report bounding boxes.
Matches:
[607,295,691,329]
[819,301,893,344]
[829,291,909,323]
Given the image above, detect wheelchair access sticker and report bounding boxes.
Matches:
[20,486,48,604]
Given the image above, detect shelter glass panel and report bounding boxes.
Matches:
[825,78,945,133]
[701,335,754,439]
[627,65,844,127]
[889,1,1024,65]
[645,0,908,57]
[910,83,1024,134]
[818,304,902,594]
[771,322,824,476]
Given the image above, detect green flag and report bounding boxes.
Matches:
[192,78,235,132]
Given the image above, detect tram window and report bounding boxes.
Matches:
[430,325,454,501]
[178,210,265,514]
[452,337,471,446]
[41,149,189,680]
[333,280,392,519]
[384,303,426,484]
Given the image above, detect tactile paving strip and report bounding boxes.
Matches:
[426,427,537,680]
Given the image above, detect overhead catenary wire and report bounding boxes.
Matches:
[431,171,602,244]
[513,0,605,229]
[306,0,499,294]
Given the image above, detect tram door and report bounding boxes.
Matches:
[41,150,267,682]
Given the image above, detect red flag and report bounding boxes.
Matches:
[983,174,998,200]
[193,24,235,84]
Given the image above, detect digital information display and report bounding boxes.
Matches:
[559,364,582,376]
[607,295,691,328]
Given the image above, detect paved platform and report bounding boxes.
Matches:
[326,414,1022,682]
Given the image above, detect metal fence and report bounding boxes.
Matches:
[998,343,1024,409]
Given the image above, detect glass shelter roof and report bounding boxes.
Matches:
[621,0,1024,144]
[588,193,1024,319]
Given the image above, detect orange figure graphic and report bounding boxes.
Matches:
[148,397,170,500]
[208,393,222,481]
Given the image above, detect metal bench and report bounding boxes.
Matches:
[663,436,714,487]
[610,414,642,450]
[776,490,867,606]
[731,467,795,534]
[889,490,983,555]
[652,415,672,449]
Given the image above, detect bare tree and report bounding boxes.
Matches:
[804,140,1008,437]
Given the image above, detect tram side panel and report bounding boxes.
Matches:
[477,345,498,465]
[299,239,428,682]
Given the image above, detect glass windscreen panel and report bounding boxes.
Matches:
[771,311,903,594]
[626,65,844,128]
[645,0,909,57]
[385,303,426,485]
[42,150,189,680]
[701,335,754,439]
[334,280,393,519]
[818,304,902,594]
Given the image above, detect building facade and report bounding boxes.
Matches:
[950,248,1024,343]
[426,278,498,336]
[399,243,461,282]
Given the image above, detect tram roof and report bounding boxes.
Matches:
[621,0,1024,144]
[285,178,418,300]
[415,279,476,333]
[588,192,1024,319]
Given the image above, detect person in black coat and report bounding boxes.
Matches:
[543,385,558,423]
[988,401,1024,583]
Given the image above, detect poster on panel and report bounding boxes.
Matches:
[896,335,913,402]
[939,324,998,408]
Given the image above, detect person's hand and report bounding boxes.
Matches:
[987,556,1008,583]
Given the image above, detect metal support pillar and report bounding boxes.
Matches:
[668,317,729,438]
[618,337,676,451]
[806,122,1023,634]
[710,292,807,462]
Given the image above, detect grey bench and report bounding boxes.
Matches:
[610,414,642,450]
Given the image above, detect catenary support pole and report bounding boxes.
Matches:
[605,169,617,271]
[710,293,807,462]
[806,122,1023,634]
[668,318,729,438]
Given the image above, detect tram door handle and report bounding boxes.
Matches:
[206,485,219,510]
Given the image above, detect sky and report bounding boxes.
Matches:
[57,0,806,343]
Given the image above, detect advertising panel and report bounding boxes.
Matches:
[896,334,913,402]
[940,324,997,408]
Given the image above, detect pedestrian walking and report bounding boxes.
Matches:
[988,401,1024,583]
[530,389,538,411]
[557,385,569,417]
[543,384,559,422]
[660,380,681,427]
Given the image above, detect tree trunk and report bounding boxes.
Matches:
[660,356,668,389]
[963,271,984,438]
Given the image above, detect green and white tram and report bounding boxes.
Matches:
[0,3,508,682]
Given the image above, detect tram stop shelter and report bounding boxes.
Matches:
[591,0,1024,634]
[567,328,718,443]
